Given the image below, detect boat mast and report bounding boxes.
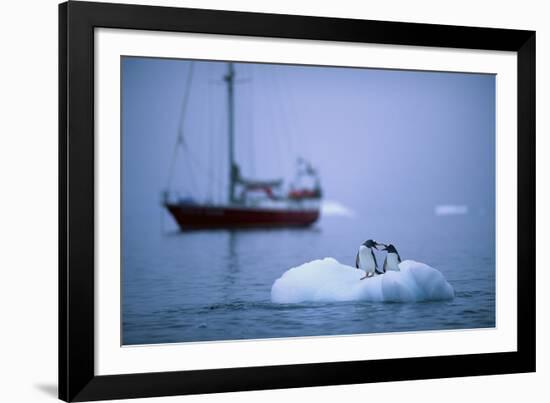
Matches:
[225,62,237,204]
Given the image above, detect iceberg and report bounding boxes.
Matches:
[271,258,454,304]
[321,200,356,217]
[434,204,469,216]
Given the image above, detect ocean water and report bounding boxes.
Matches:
[122,210,495,345]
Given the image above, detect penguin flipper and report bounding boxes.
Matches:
[355,252,360,268]
[383,258,388,272]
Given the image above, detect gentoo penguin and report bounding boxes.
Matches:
[356,239,383,280]
[382,244,402,272]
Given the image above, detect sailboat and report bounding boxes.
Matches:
[163,62,322,230]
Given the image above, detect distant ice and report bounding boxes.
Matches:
[434,204,469,216]
[321,200,356,217]
[271,258,454,304]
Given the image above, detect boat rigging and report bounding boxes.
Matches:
[163,61,322,229]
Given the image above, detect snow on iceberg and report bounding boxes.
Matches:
[270,258,454,304]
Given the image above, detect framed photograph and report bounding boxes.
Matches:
[59,1,535,401]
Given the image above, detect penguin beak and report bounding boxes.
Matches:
[374,242,384,250]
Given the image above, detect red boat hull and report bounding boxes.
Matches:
[165,203,319,229]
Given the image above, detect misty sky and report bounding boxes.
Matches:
[122,57,495,219]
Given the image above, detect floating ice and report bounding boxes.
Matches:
[434,204,468,216]
[321,200,356,217]
[271,258,454,304]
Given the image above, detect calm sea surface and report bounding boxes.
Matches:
[122,210,495,345]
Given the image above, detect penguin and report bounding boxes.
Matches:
[356,239,383,280]
[382,244,402,272]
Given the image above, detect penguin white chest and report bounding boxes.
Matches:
[359,246,376,272]
[385,253,401,271]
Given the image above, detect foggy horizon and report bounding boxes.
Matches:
[122,57,495,221]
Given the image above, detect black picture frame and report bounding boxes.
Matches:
[59,1,536,401]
